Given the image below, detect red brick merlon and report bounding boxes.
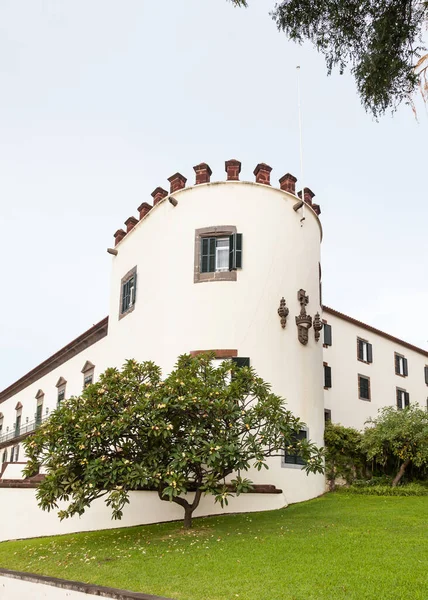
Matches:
[194,163,212,185]
[225,159,241,181]
[254,163,272,185]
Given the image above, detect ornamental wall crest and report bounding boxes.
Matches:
[313,312,323,342]
[295,289,312,345]
[277,297,289,328]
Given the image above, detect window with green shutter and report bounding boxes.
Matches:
[357,338,373,363]
[424,366,428,386]
[231,357,250,369]
[323,324,332,346]
[36,404,43,426]
[396,388,409,409]
[395,353,408,376]
[324,365,332,388]
[284,430,307,466]
[358,375,371,400]
[119,266,137,318]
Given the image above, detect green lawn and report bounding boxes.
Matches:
[1,493,427,600]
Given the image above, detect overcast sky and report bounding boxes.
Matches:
[1,0,427,391]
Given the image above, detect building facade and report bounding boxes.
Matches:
[1,159,427,511]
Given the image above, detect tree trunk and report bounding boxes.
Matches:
[392,458,410,487]
[158,486,203,529]
[183,505,193,529]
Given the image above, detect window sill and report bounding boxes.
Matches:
[395,372,407,378]
[194,271,237,284]
[358,359,372,365]
[118,304,135,321]
[281,462,306,470]
[324,386,331,391]
[359,397,371,402]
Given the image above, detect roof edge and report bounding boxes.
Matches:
[323,306,428,358]
[0,317,109,404]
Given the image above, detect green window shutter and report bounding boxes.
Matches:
[359,376,370,400]
[324,366,332,388]
[425,366,428,385]
[324,324,332,346]
[229,233,242,270]
[232,357,250,369]
[396,389,402,409]
[15,445,19,462]
[201,238,209,273]
[404,392,410,407]
[284,430,307,465]
[395,354,400,374]
[357,339,363,360]
[131,274,137,306]
[202,238,216,273]
[403,358,408,377]
[367,343,373,364]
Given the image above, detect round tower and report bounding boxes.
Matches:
[108,160,324,504]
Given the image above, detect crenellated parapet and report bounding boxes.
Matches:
[113,159,321,246]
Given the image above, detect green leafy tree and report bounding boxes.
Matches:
[24,354,323,528]
[361,406,428,486]
[230,0,428,116]
[324,422,366,490]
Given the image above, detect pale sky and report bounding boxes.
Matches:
[1,0,427,391]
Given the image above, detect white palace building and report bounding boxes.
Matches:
[1,159,427,540]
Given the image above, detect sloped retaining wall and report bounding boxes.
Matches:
[0,568,173,599]
[0,485,286,542]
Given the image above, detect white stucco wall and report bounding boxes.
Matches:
[106,181,325,503]
[0,179,325,526]
[323,311,428,430]
[0,488,286,543]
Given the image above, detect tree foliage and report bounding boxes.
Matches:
[230,0,428,116]
[324,422,366,489]
[24,354,323,528]
[361,406,428,486]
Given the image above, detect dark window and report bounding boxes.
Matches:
[15,415,21,437]
[324,409,332,423]
[36,404,43,426]
[358,375,371,400]
[324,324,332,346]
[121,273,137,314]
[284,430,307,466]
[2,450,7,463]
[10,446,15,463]
[231,357,250,369]
[324,365,332,388]
[357,339,373,363]
[84,374,93,388]
[57,387,65,407]
[395,353,408,377]
[396,388,410,410]
[425,366,428,386]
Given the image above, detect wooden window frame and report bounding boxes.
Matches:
[396,387,410,410]
[358,374,371,401]
[119,266,137,320]
[323,362,332,390]
[394,353,408,378]
[357,338,373,364]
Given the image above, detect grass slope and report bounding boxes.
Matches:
[0,494,427,600]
